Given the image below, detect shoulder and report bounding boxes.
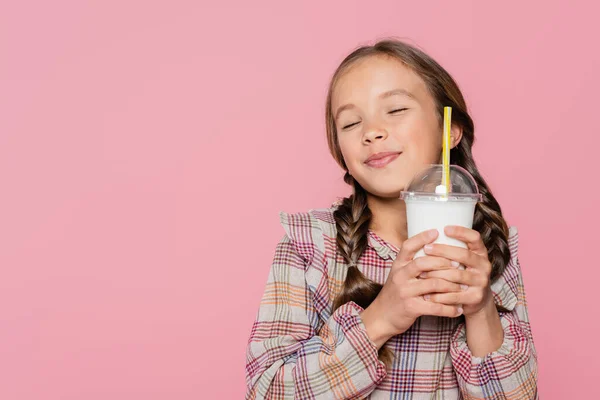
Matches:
[278,206,337,240]
[278,204,338,263]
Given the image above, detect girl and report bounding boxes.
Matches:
[245,39,538,399]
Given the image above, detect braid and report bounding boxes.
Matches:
[453,143,512,313]
[332,172,392,365]
[332,173,381,310]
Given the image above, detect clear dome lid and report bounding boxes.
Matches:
[400,164,482,202]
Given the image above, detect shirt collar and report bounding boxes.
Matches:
[367,229,399,261]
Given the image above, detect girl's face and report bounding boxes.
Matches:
[332,55,458,198]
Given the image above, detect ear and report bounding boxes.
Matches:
[450,124,463,149]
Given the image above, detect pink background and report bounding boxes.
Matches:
[1,1,597,398]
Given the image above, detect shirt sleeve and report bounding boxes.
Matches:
[449,227,539,399]
[245,234,387,400]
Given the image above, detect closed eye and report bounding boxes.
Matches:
[342,108,406,129]
[342,121,360,130]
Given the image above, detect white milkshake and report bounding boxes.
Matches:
[400,164,482,259]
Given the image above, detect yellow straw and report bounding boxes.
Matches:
[442,107,452,194]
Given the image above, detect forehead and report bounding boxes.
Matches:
[332,55,428,107]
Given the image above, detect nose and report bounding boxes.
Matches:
[362,122,389,144]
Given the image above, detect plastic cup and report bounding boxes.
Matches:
[400,164,482,259]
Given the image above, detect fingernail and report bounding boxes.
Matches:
[429,229,438,239]
[419,272,427,278]
[451,261,460,268]
[424,294,430,301]
[457,307,463,315]
[424,244,433,252]
[461,284,469,291]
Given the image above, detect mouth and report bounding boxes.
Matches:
[364,152,402,168]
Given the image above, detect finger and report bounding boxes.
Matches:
[428,291,469,305]
[419,268,480,289]
[444,226,487,256]
[408,278,463,298]
[423,243,479,270]
[405,256,458,278]
[418,301,463,318]
[395,229,439,265]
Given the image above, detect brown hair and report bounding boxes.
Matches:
[325,39,511,362]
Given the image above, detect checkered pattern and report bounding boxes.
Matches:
[245,204,538,399]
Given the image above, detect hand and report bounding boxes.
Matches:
[360,229,464,348]
[420,225,494,317]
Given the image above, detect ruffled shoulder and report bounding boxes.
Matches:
[490,226,520,312]
[278,207,337,265]
[278,207,339,315]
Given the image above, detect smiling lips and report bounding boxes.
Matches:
[364,151,402,168]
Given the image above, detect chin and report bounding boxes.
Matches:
[364,185,404,200]
[353,173,408,199]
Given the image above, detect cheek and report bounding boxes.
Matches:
[404,125,442,162]
[338,137,359,165]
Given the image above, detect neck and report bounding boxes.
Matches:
[367,194,408,249]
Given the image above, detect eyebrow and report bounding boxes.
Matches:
[334,88,416,120]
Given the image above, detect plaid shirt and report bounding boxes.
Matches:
[245,204,538,399]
